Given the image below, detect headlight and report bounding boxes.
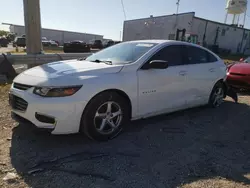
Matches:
[33,86,82,97]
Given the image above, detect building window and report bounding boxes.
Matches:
[168,34,175,40]
[221,28,226,36]
[244,33,248,40]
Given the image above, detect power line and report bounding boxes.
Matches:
[121,0,127,20]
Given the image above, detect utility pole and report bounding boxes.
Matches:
[176,0,180,14]
[23,0,42,55]
[174,0,180,29]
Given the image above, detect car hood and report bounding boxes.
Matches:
[14,59,124,86]
[22,59,123,78]
[229,63,250,74]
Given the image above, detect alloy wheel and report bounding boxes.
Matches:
[94,101,123,134]
[212,87,224,107]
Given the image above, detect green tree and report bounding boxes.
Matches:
[0,30,9,37]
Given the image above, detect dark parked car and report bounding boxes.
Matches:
[103,40,115,48]
[13,37,26,47]
[63,40,91,53]
[0,37,9,47]
[6,33,16,42]
[91,40,103,49]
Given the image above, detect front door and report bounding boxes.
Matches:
[137,45,189,117]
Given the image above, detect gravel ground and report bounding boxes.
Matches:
[1,85,250,188]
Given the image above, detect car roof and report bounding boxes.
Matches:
[125,39,201,46]
[124,40,220,59]
[126,39,215,52]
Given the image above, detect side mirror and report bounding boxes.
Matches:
[147,60,168,69]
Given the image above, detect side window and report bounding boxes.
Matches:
[187,46,209,64]
[207,52,218,63]
[149,45,184,67]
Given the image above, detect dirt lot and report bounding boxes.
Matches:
[1,85,250,188]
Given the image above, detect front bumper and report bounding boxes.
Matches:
[226,75,250,89]
[9,85,87,134]
[11,112,54,133]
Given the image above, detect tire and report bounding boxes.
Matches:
[208,81,225,108]
[80,91,130,141]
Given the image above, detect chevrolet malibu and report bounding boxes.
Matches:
[9,40,227,141]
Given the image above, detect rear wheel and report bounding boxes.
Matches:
[209,82,225,108]
[80,92,129,141]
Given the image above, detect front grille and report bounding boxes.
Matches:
[13,83,33,91]
[9,94,28,112]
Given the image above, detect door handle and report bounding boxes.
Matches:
[209,68,215,72]
[179,71,187,76]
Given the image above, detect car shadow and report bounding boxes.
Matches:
[10,100,250,187]
[238,90,250,96]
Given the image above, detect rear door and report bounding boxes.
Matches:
[184,45,220,106]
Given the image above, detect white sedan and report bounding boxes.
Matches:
[9,40,227,141]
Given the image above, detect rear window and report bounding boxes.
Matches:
[17,38,25,43]
[187,46,208,64]
[186,46,217,64]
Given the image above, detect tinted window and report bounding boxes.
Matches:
[186,46,218,64]
[148,45,184,66]
[207,52,218,63]
[187,46,208,64]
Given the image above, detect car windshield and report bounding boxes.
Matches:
[85,42,157,64]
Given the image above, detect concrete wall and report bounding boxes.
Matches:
[122,13,250,54]
[10,25,103,45]
[191,17,250,54]
[123,12,195,41]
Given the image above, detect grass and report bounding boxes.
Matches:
[220,54,247,64]
[9,46,63,54]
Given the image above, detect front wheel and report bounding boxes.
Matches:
[208,82,225,108]
[80,92,130,141]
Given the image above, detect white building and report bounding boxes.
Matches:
[9,24,103,45]
[123,12,250,54]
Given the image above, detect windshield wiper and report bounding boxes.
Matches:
[90,59,112,65]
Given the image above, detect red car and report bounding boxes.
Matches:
[226,57,250,90]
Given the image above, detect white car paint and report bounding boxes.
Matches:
[9,40,226,135]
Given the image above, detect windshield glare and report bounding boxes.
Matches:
[86,42,157,64]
